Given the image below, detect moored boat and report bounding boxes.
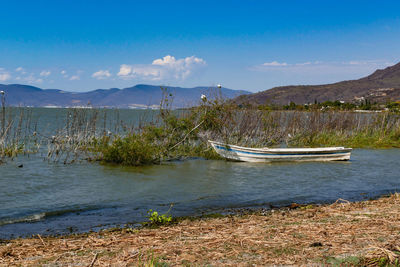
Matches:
[209,140,352,162]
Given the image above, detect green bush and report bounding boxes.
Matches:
[146,209,172,226]
[101,133,161,166]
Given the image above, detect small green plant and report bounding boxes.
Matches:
[324,255,363,266]
[138,250,170,267]
[146,209,173,226]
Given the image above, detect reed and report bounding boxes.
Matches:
[0,107,40,160]
[98,91,218,165]
[96,95,400,165]
[194,105,400,149]
[1,88,400,165]
[46,108,126,164]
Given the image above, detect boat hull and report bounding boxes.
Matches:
[209,141,352,163]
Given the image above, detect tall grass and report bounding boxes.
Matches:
[46,108,128,164]
[0,107,40,159]
[1,89,400,166]
[96,95,400,166]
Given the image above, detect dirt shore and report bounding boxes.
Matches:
[1,194,400,266]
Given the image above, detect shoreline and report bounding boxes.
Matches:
[0,189,390,240]
[1,194,400,266]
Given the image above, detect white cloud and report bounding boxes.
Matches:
[125,65,161,80]
[0,72,11,82]
[60,70,70,78]
[250,59,395,86]
[92,70,111,80]
[118,55,206,81]
[40,70,51,77]
[262,61,288,67]
[348,61,364,65]
[15,67,27,75]
[261,61,315,67]
[254,60,393,72]
[117,64,132,76]
[295,62,312,66]
[23,74,42,84]
[345,60,395,66]
[69,75,80,81]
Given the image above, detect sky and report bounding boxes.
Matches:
[0,0,400,92]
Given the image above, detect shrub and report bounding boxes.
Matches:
[101,133,161,166]
[146,209,172,226]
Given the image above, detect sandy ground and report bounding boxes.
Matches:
[1,194,400,266]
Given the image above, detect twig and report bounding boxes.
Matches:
[168,120,205,151]
[89,252,98,267]
[37,234,46,247]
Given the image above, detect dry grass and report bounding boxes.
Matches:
[1,194,400,266]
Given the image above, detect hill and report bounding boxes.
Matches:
[0,84,250,108]
[235,62,400,106]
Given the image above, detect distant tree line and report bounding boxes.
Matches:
[248,99,400,112]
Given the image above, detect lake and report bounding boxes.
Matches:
[0,108,400,239]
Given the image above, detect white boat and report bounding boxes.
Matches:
[209,140,352,162]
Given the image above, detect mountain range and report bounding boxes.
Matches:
[235,62,400,106]
[0,84,250,108]
[2,62,400,108]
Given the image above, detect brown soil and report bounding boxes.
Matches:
[1,194,400,266]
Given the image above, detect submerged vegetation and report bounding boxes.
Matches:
[1,88,400,165]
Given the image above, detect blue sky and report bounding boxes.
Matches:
[0,0,400,92]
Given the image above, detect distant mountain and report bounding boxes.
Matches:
[235,62,400,106]
[0,84,250,108]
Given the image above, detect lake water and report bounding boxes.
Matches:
[0,109,400,239]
